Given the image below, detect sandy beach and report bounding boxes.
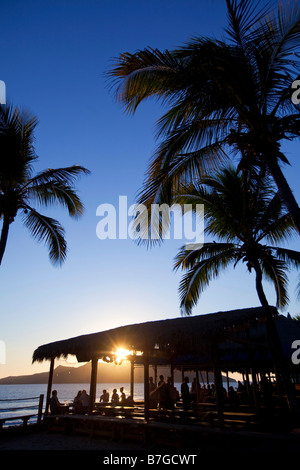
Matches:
[0,427,147,451]
[1,422,300,453]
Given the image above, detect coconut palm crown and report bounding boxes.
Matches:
[0,104,90,266]
[109,0,300,234]
[174,167,300,316]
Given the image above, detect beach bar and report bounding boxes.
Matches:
[32,306,300,438]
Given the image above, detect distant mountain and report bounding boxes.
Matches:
[0,362,236,385]
[0,363,131,385]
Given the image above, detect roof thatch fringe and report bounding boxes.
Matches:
[32,306,275,364]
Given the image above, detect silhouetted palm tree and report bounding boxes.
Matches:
[109,0,300,233]
[173,166,300,408]
[0,104,90,265]
[173,167,300,315]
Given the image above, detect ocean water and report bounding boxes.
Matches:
[0,380,235,428]
[0,382,143,427]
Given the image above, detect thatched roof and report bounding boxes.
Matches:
[32,306,277,365]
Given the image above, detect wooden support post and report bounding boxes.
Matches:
[144,355,150,422]
[130,359,134,399]
[196,369,200,402]
[37,394,44,427]
[245,369,253,405]
[170,363,174,386]
[154,364,157,386]
[251,368,260,414]
[45,358,54,416]
[226,371,230,393]
[89,358,98,414]
[213,343,223,426]
[214,365,224,426]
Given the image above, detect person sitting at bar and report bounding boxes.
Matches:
[120,387,126,404]
[111,388,119,405]
[149,377,158,408]
[50,390,62,414]
[126,395,134,405]
[79,389,90,413]
[73,390,82,413]
[100,389,109,402]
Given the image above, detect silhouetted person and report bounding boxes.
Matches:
[157,375,168,409]
[228,386,238,406]
[260,376,273,409]
[50,390,62,414]
[100,389,109,402]
[126,395,134,405]
[181,377,190,411]
[79,389,90,413]
[149,376,156,393]
[191,377,200,403]
[120,387,126,403]
[74,390,82,413]
[111,388,119,405]
[149,377,158,408]
[166,377,178,410]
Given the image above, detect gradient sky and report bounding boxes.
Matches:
[1,0,299,379]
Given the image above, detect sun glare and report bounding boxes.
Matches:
[115,348,131,364]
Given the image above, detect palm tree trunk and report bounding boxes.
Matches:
[267,158,300,234]
[0,215,10,265]
[254,261,298,412]
[254,262,269,310]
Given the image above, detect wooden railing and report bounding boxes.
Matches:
[0,394,44,429]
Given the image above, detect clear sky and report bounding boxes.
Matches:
[1,0,299,379]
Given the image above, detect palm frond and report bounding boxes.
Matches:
[174,242,237,271]
[257,212,295,244]
[23,165,90,190]
[25,181,85,218]
[0,104,38,185]
[132,142,227,247]
[108,48,182,113]
[275,247,300,270]
[253,2,300,112]
[259,2,300,60]
[22,206,67,266]
[254,191,293,241]
[176,243,238,315]
[225,0,272,47]
[260,252,289,308]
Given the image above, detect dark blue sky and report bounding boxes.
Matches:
[1,0,299,377]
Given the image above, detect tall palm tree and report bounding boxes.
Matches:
[0,104,90,266]
[174,166,300,408]
[109,0,300,234]
[173,167,300,316]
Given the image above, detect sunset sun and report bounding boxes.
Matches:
[115,348,131,364]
